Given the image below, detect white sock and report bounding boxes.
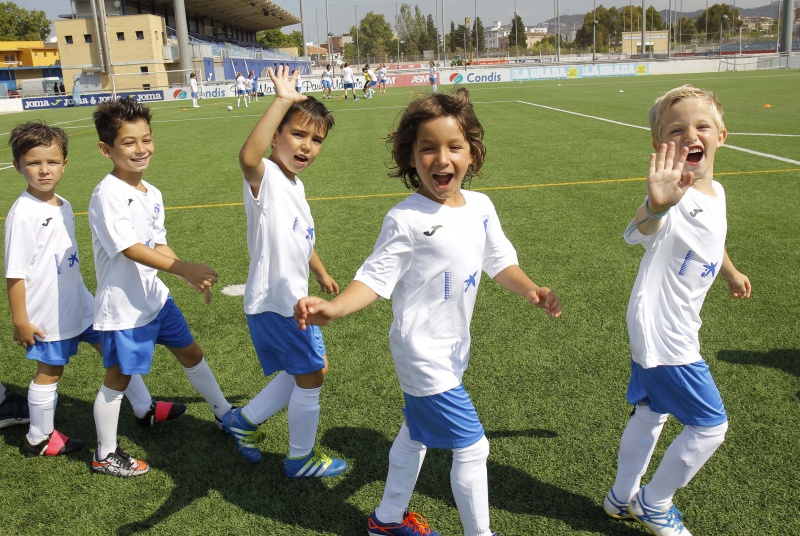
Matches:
[94,384,124,459]
[451,435,492,536]
[242,371,294,424]
[612,404,669,502]
[432,84,438,92]
[183,357,231,420]
[287,386,320,458]
[237,100,240,108]
[644,421,728,508]
[27,381,57,444]
[124,374,152,419]
[375,423,427,524]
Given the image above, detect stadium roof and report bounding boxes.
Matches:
[66,0,301,34]
[171,0,300,32]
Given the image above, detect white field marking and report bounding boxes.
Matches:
[0,163,15,171]
[729,132,800,137]
[221,284,246,296]
[516,100,800,166]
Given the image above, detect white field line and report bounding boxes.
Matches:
[516,100,800,166]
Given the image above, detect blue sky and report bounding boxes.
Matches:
[18,0,776,40]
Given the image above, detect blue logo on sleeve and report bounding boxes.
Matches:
[306,226,314,240]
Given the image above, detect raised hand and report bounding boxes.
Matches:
[647,141,695,214]
[267,65,306,104]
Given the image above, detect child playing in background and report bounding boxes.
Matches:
[5,121,184,459]
[88,99,232,476]
[295,88,562,536]
[235,71,248,108]
[320,64,333,99]
[189,73,200,108]
[294,69,304,94]
[604,85,751,536]
[221,65,347,478]
[377,63,388,94]
[361,66,371,99]
[341,62,358,101]
[429,60,438,93]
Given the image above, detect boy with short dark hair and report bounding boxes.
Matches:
[5,121,181,459]
[220,66,347,478]
[88,99,232,477]
[604,85,751,535]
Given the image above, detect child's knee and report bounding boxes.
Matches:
[452,435,490,464]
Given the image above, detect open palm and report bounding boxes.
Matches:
[647,142,694,213]
[267,65,306,103]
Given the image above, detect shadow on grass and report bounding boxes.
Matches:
[0,389,645,535]
[717,348,800,398]
[119,423,645,535]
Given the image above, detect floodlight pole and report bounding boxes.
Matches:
[300,0,307,58]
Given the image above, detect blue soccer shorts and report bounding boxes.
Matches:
[246,311,326,377]
[403,384,485,449]
[25,325,100,366]
[627,359,728,426]
[99,296,194,375]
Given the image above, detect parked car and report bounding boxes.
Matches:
[7,89,20,98]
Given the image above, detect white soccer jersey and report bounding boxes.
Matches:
[354,190,518,397]
[235,75,247,91]
[342,66,354,84]
[89,175,169,330]
[321,69,332,82]
[367,69,376,82]
[625,182,728,368]
[378,67,387,80]
[243,159,315,317]
[4,193,94,341]
[190,78,198,92]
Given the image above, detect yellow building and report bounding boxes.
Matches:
[56,15,173,93]
[622,30,669,55]
[1,40,60,67]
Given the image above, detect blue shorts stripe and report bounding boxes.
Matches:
[626,360,727,426]
[403,385,485,449]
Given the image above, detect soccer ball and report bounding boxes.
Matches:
[227,105,233,111]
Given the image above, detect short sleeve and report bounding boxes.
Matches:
[481,201,519,278]
[89,188,139,256]
[4,214,35,279]
[354,213,413,299]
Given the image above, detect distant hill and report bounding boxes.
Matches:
[538,3,779,26]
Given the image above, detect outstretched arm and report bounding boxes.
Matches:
[632,142,695,236]
[294,280,379,330]
[719,249,751,299]
[493,265,562,318]
[239,66,306,193]
[309,249,339,295]
[124,243,218,303]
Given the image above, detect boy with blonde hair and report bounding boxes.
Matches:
[604,85,751,535]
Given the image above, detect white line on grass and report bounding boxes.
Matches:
[516,100,800,166]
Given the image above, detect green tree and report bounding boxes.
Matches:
[356,11,394,58]
[696,3,740,40]
[426,14,440,53]
[509,13,526,50]
[449,21,457,53]
[471,17,485,53]
[0,2,50,41]
[256,29,289,48]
